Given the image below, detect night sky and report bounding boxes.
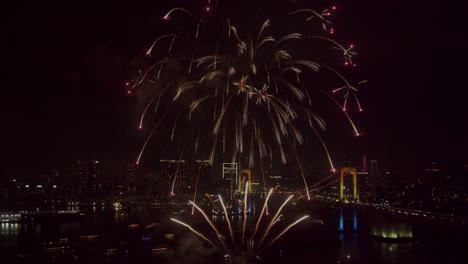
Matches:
[2,1,467,173]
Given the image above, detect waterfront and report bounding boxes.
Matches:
[1,200,468,263]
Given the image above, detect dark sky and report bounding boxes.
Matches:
[2,0,467,173]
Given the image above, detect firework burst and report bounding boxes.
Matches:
[171,184,314,262]
[130,0,365,197]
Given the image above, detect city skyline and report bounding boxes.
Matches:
[2,1,468,263]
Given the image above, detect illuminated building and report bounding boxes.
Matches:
[133,161,158,195]
[357,170,373,202]
[422,162,446,185]
[411,162,444,207]
[77,160,104,201]
[370,159,379,183]
[222,163,238,194]
[125,162,137,193]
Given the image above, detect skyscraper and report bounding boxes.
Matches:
[222,162,238,194]
[125,162,137,194]
[77,160,103,201]
[370,160,379,183]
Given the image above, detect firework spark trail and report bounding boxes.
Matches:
[136,114,169,165]
[156,59,167,81]
[170,112,181,141]
[218,195,235,244]
[306,36,346,52]
[194,128,200,155]
[146,34,177,56]
[208,133,219,166]
[212,95,233,136]
[242,181,249,246]
[268,115,286,164]
[163,8,197,21]
[192,161,204,215]
[173,193,313,259]
[304,36,356,64]
[343,91,349,111]
[196,22,201,38]
[289,8,330,21]
[170,218,217,249]
[322,64,355,89]
[168,36,176,53]
[354,93,363,112]
[189,201,227,250]
[287,137,310,200]
[258,195,294,247]
[255,126,269,214]
[205,193,216,208]
[263,215,310,250]
[322,91,360,136]
[268,142,273,167]
[133,64,157,87]
[322,64,363,111]
[139,92,160,129]
[253,188,274,239]
[310,121,335,172]
[337,103,360,136]
[257,19,271,41]
[170,144,186,196]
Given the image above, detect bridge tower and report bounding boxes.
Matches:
[238,169,252,193]
[237,169,253,214]
[339,167,359,202]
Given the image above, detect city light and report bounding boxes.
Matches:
[2,0,466,263]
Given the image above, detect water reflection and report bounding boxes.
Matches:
[1,222,19,234]
[371,224,412,240]
[0,223,20,261]
[338,208,358,232]
[369,213,413,241]
[0,206,466,263]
